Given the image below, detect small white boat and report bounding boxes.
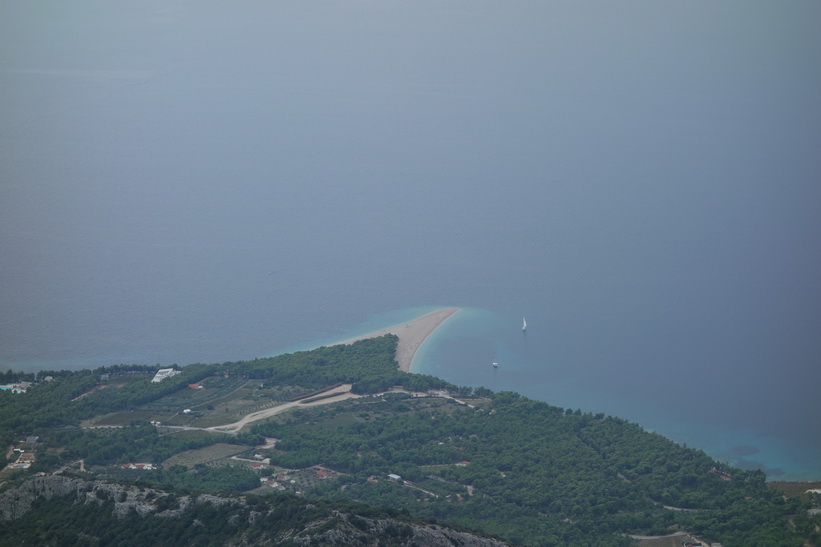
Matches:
[522,317,527,332]
[492,362,499,368]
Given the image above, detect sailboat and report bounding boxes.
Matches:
[522,316,527,332]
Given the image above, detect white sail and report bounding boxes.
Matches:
[522,317,527,332]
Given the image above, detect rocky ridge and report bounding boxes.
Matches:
[0,475,508,546]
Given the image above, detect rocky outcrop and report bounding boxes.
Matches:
[289,512,508,546]
[0,476,508,546]
[0,475,239,521]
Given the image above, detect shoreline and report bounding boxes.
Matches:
[335,308,459,373]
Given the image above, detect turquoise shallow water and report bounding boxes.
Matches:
[409,307,820,481]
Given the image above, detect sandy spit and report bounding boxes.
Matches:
[335,308,459,373]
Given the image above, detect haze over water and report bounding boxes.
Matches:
[2,1,820,479]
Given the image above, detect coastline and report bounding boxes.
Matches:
[335,308,459,373]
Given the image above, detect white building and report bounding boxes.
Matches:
[151,369,182,383]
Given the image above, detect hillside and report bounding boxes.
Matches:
[0,475,507,546]
[1,336,819,545]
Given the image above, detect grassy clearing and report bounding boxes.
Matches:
[636,534,706,547]
[91,411,157,426]
[139,380,312,428]
[159,429,216,443]
[163,443,251,468]
[769,481,821,502]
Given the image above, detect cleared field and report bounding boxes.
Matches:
[769,481,821,501]
[89,411,157,426]
[185,400,279,428]
[206,385,360,433]
[635,533,706,547]
[163,443,251,468]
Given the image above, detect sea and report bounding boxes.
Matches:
[2,0,820,480]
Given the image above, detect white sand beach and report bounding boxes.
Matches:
[336,308,459,373]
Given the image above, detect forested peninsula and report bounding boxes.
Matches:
[1,336,819,546]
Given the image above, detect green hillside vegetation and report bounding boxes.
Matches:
[1,336,819,545]
[250,392,814,545]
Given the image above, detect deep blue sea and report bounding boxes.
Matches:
[2,1,820,480]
